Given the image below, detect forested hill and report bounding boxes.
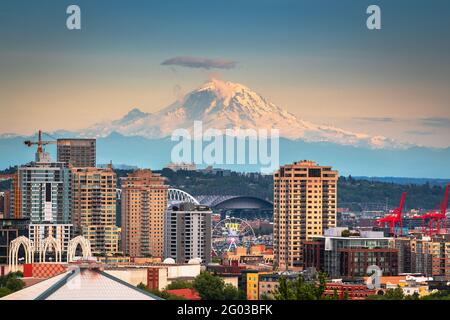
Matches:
[1,167,447,212]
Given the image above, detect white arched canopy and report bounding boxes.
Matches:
[8,236,34,272]
[40,235,62,263]
[67,235,92,262]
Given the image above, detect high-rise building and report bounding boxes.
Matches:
[410,234,450,280]
[164,202,212,264]
[121,170,168,258]
[57,139,96,167]
[16,161,72,224]
[71,167,119,255]
[273,160,338,271]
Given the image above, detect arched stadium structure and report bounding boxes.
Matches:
[196,195,273,220]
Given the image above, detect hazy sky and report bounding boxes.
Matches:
[1,0,449,147]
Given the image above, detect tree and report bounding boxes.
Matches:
[192,272,243,300]
[273,277,295,300]
[341,230,351,237]
[5,278,25,292]
[0,287,12,298]
[137,282,185,300]
[165,279,193,290]
[342,289,349,300]
[223,283,241,300]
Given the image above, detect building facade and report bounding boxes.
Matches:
[16,161,72,224]
[303,228,398,278]
[57,139,96,168]
[71,167,119,255]
[409,234,450,280]
[28,223,73,259]
[121,170,168,258]
[0,218,29,264]
[273,160,338,270]
[164,202,212,264]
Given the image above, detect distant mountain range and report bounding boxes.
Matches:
[0,79,449,178]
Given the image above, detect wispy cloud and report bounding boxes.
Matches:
[161,56,237,70]
[354,117,396,123]
[404,130,435,136]
[420,117,450,128]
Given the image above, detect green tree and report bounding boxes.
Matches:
[165,279,193,290]
[0,287,12,298]
[342,289,349,300]
[273,277,295,300]
[5,278,25,292]
[192,272,226,300]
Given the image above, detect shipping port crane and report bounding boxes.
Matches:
[375,192,407,237]
[414,184,449,236]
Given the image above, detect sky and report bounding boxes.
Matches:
[0,0,449,147]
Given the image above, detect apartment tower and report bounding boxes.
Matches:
[71,166,119,255]
[164,202,212,264]
[121,170,168,258]
[273,160,338,271]
[57,139,96,167]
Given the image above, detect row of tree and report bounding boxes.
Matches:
[138,271,245,300]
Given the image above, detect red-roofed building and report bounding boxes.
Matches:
[166,288,201,300]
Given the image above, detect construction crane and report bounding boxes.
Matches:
[414,184,449,236]
[375,192,407,237]
[23,130,57,162]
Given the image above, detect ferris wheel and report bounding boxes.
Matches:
[212,217,256,254]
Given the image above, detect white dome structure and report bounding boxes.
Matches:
[163,258,176,264]
[188,258,202,265]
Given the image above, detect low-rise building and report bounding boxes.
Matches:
[303,228,398,278]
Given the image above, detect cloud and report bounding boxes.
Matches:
[420,117,450,128]
[161,56,237,70]
[354,117,396,123]
[404,130,435,136]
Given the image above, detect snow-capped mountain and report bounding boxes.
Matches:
[81,79,401,149]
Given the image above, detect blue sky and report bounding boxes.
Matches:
[0,0,449,147]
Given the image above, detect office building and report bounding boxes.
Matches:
[57,139,96,167]
[303,228,398,278]
[71,167,119,255]
[273,160,338,270]
[121,170,168,258]
[164,202,212,264]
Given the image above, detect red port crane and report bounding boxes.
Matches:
[414,184,449,236]
[375,192,407,237]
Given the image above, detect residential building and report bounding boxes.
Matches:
[303,228,398,278]
[121,170,168,258]
[57,139,96,167]
[16,161,72,224]
[273,160,338,270]
[28,223,73,259]
[71,167,119,255]
[164,202,212,264]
